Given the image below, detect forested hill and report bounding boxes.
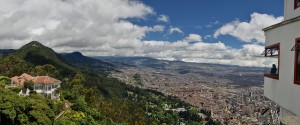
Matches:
[0,41,220,125]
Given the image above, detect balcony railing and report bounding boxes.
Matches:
[264,74,279,79]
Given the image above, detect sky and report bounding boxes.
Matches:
[0,0,285,67]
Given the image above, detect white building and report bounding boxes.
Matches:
[31,76,61,100]
[263,0,300,118]
[12,73,61,100]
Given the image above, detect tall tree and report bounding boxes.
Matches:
[34,64,59,77]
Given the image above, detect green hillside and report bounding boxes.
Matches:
[12,41,76,76]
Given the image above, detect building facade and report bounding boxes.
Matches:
[11,73,61,100]
[263,0,300,118]
[31,76,61,100]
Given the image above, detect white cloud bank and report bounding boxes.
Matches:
[0,0,155,49]
[140,35,267,67]
[0,1,281,67]
[214,13,283,43]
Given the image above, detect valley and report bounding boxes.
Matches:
[98,57,278,124]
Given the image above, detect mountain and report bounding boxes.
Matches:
[11,41,116,74]
[14,41,67,66]
[63,52,99,64]
[62,52,115,72]
[96,56,169,69]
[11,41,76,76]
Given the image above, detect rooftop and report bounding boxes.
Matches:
[32,76,61,84]
[11,73,61,85]
[263,15,300,31]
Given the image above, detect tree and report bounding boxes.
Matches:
[0,87,55,125]
[54,110,93,125]
[34,64,59,77]
[71,73,85,86]
[0,56,31,77]
[23,81,34,94]
[0,76,11,87]
[72,96,88,112]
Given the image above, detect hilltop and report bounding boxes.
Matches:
[62,52,115,72]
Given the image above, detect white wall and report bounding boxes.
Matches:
[284,0,300,20]
[264,20,300,116]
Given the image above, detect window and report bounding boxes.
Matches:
[47,85,51,91]
[262,43,280,79]
[34,84,43,90]
[295,0,300,9]
[294,38,300,84]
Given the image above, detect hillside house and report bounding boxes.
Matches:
[263,0,300,118]
[11,73,61,100]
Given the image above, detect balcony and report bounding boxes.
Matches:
[264,74,279,80]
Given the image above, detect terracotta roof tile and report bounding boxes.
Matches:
[32,76,61,84]
[11,73,61,85]
[20,73,33,81]
[11,76,26,86]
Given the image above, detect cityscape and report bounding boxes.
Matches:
[109,57,279,124]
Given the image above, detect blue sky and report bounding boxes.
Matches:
[0,0,285,67]
[138,0,283,48]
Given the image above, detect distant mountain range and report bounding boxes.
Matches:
[96,56,264,71]
[1,44,264,71]
[0,49,15,57]
[95,56,169,69]
[97,56,264,87]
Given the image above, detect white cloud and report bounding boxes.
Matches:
[0,0,154,50]
[152,25,165,32]
[214,13,283,43]
[206,20,220,28]
[139,38,268,67]
[204,35,212,39]
[0,1,272,67]
[185,34,202,42]
[169,26,183,34]
[157,15,169,22]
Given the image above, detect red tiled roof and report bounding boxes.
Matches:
[11,73,61,85]
[11,76,26,86]
[20,73,33,81]
[32,76,61,84]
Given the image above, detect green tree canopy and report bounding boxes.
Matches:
[0,87,55,125]
[0,76,11,87]
[33,64,59,77]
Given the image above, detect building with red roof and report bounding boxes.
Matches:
[11,73,61,100]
